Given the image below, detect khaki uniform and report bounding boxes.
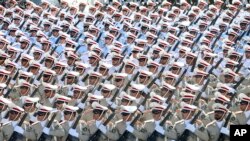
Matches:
[115,120,147,141]
[144,119,177,141]
[58,120,89,141]
[25,120,65,141]
[206,120,230,141]
[233,111,250,125]
[174,120,208,141]
[0,121,31,141]
[87,120,119,141]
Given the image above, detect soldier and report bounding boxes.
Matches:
[0,96,12,121]
[54,95,71,121]
[21,96,39,124]
[174,102,208,141]
[25,105,65,140]
[40,83,59,107]
[99,83,117,109]
[87,102,119,141]
[206,103,231,141]
[0,104,29,140]
[59,105,89,140]
[233,93,250,125]
[144,102,177,141]
[115,105,147,140]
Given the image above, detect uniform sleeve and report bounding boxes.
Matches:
[132,124,147,140]
[50,121,65,137]
[105,122,119,140]
[78,121,90,141]
[165,122,177,140]
[194,124,209,141]
[23,124,37,140]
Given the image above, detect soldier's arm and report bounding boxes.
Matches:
[193,122,209,141]
[105,122,119,140]
[23,123,37,140]
[50,121,65,137]
[78,121,90,141]
[131,124,147,140]
[165,122,177,140]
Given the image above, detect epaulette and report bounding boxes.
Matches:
[144,119,154,123]
[234,111,243,115]
[206,120,216,127]
[59,120,66,125]
[2,121,11,126]
[87,120,95,125]
[31,121,40,126]
[174,120,184,125]
[207,111,214,115]
[115,119,123,124]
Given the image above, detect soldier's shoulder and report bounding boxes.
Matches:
[144,119,154,124]
[206,120,216,127]
[87,120,95,125]
[234,111,243,115]
[115,119,123,125]
[174,120,184,125]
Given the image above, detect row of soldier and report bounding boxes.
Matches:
[0,0,250,140]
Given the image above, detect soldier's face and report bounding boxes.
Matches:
[93,110,103,120]
[0,57,6,65]
[66,76,74,84]
[73,90,84,99]
[64,111,74,120]
[139,58,147,66]
[55,101,64,109]
[30,67,39,75]
[181,110,193,120]
[139,75,148,84]
[24,103,35,112]
[101,89,111,98]
[152,110,162,120]
[148,66,157,73]
[44,89,54,98]
[0,103,7,111]
[20,42,28,49]
[239,101,250,111]
[33,52,42,60]
[0,74,7,83]
[194,75,204,84]
[171,67,180,75]
[126,37,134,44]
[9,110,21,121]
[224,75,234,83]
[214,111,225,121]
[112,58,120,66]
[113,78,124,87]
[89,57,96,65]
[89,76,98,85]
[45,60,54,68]
[159,57,169,64]
[67,58,75,65]
[20,86,29,95]
[0,42,6,49]
[37,112,48,121]
[125,65,134,74]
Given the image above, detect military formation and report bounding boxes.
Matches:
[0,0,250,140]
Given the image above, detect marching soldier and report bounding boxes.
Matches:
[115,105,147,140]
[233,93,250,125]
[59,105,89,141]
[21,96,39,124]
[87,102,119,141]
[144,102,177,141]
[0,104,29,140]
[174,102,208,141]
[206,103,231,141]
[25,105,65,140]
